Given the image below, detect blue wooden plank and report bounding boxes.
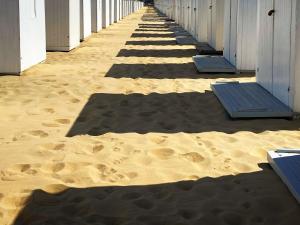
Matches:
[193,56,236,73]
[176,36,198,45]
[211,82,293,118]
[268,151,300,204]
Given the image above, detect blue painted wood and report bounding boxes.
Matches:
[211,82,293,118]
[176,36,198,45]
[193,55,236,73]
[268,151,300,204]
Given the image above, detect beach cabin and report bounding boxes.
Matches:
[102,0,110,28]
[209,0,295,119]
[114,0,120,22]
[91,0,103,32]
[109,0,114,24]
[45,0,80,51]
[80,0,92,40]
[193,0,257,72]
[0,0,46,74]
[257,0,300,112]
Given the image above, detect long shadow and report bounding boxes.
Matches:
[138,24,170,28]
[131,33,174,38]
[13,164,300,225]
[125,40,177,46]
[66,92,299,137]
[135,29,171,32]
[117,49,197,58]
[105,63,255,79]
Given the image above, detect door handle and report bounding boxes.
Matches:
[268,9,275,16]
[209,5,212,9]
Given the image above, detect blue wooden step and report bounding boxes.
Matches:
[268,150,300,204]
[211,82,293,118]
[193,55,236,73]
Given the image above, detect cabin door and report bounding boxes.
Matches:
[207,0,213,47]
[224,0,238,66]
[257,0,292,106]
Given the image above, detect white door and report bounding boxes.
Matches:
[256,0,274,93]
[272,0,292,105]
[207,0,213,46]
[224,0,238,66]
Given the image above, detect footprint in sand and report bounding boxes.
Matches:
[70,98,80,103]
[29,130,49,138]
[44,108,55,113]
[122,192,141,200]
[41,143,65,151]
[181,152,204,163]
[150,148,175,160]
[93,144,104,153]
[55,119,71,125]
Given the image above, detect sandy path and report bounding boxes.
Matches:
[0,7,299,225]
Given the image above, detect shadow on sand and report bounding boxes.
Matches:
[125,40,177,46]
[131,33,174,38]
[66,92,299,137]
[117,49,197,58]
[12,164,300,225]
[105,63,255,79]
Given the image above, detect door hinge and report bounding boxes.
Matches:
[288,87,291,92]
[257,67,259,72]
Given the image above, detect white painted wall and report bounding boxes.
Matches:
[80,0,92,40]
[45,0,80,51]
[114,0,120,22]
[109,0,114,24]
[208,0,224,51]
[0,0,46,74]
[196,0,209,42]
[102,0,110,27]
[91,0,103,32]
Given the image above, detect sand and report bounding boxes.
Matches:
[0,7,299,225]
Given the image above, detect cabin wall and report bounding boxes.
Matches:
[114,0,120,22]
[109,0,114,24]
[80,0,92,40]
[102,0,110,27]
[0,0,21,74]
[291,0,300,111]
[45,0,80,51]
[196,0,209,42]
[19,0,46,71]
[91,0,102,32]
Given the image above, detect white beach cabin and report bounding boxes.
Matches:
[209,0,294,119]
[45,0,80,51]
[80,0,92,40]
[194,0,257,73]
[0,0,46,74]
[102,0,110,28]
[91,0,103,32]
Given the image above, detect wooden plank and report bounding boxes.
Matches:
[268,151,300,204]
[193,55,236,73]
[211,82,293,118]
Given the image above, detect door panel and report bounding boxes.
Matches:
[273,0,292,105]
[207,0,213,46]
[256,0,274,93]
